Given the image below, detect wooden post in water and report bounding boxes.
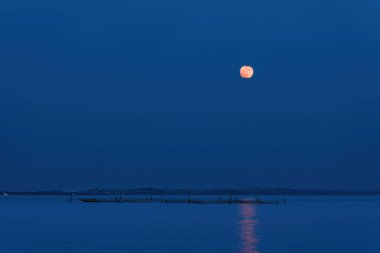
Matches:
[229,194,232,204]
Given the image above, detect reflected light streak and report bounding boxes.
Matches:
[239,203,259,253]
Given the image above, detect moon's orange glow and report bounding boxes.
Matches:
[240,66,254,79]
[239,204,259,253]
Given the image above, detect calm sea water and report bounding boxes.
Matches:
[0,196,379,253]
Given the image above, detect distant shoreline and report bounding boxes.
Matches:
[1,188,380,196]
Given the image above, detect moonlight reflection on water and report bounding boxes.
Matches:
[239,203,259,253]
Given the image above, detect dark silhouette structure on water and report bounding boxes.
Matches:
[79,194,281,205]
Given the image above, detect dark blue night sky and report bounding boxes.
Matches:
[1,0,379,190]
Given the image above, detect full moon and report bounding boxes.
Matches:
[240,66,254,79]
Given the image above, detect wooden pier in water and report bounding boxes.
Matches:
[79,195,282,205]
